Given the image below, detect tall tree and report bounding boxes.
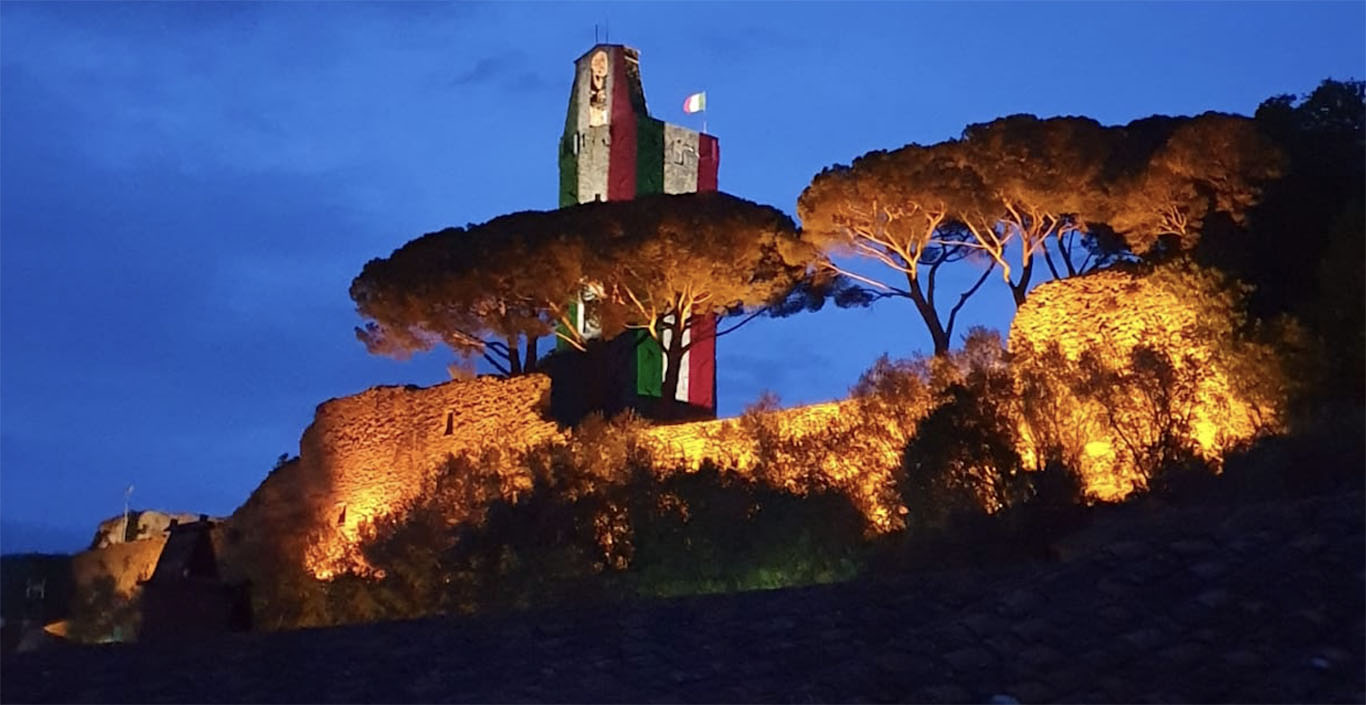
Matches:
[579,192,812,402]
[350,216,586,376]
[1109,112,1283,255]
[954,115,1123,303]
[799,146,996,356]
[1242,79,1365,405]
[351,192,813,392]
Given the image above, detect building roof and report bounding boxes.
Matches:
[146,519,219,583]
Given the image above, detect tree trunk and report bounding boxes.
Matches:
[1011,249,1034,308]
[906,272,950,356]
[660,317,686,405]
[506,336,522,376]
[522,336,538,373]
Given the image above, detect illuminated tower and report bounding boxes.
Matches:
[553,44,719,422]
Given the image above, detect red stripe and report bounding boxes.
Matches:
[607,49,637,201]
[696,133,719,193]
[687,313,716,410]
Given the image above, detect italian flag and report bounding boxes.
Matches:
[639,312,716,408]
[682,91,706,114]
[556,46,718,413]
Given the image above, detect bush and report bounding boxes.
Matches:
[1220,406,1366,500]
[626,466,867,597]
[67,576,140,644]
[900,329,1028,533]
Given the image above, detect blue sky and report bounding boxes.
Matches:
[2,1,1362,553]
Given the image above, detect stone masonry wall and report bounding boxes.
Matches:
[641,400,908,530]
[70,538,167,596]
[230,375,563,577]
[1008,265,1277,499]
[228,375,903,577]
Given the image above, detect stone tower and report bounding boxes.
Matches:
[552,44,719,422]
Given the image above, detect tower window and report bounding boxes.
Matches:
[445,412,454,435]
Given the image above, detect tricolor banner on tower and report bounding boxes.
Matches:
[682,91,707,114]
[552,44,719,423]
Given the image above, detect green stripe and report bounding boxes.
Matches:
[556,299,579,351]
[558,76,580,208]
[635,330,663,397]
[635,116,664,196]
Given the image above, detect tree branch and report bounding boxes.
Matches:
[481,352,511,376]
[820,262,911,297]
[1040,238,1063,281]
[944,260,996,342]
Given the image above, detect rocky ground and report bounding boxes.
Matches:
[3,491,1362,704]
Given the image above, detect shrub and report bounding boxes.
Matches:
[625,466,867,597]
[900,329,1028,533]
[67,576,140,644]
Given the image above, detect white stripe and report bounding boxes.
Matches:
[663,124,700,195]
[661,313,691,402]
[575,49,611,204]
[575,57,590,137]
[677,315,690,402]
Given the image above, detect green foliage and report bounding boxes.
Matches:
[1214,79,1366,407]
[351,191,816,387]
[900,329,1028,532]
[245,548,331,631]
[350,217,582,376]
[1071,345,1208,484]
[282,407,873,625]
[799,112,1282,350]
[1220,406,1366,502]
[442,473,610,614]
[0,554,74,627]
[626,467,866,597]
[67,576,140,644]
[1109,113,1283,254]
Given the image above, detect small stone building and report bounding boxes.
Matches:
[139,517,250,641]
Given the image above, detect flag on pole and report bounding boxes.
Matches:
[682,91,707,114]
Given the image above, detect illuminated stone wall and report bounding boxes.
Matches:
[1008,264,1281,500]
[237,260,1287,579]
[641,400,910,531]
[224,262,1282,580]
[70,537,167,596]
[231,375,563,577]
[228,377,912,578]
[90,510,205,549]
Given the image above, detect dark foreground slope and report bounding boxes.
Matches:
[3,491,1362,704]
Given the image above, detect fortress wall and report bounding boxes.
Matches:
[229,376,906,578]
[70,538,167,596]
[1009,269,1202,361]
[641,400,908,530]
[1008,266,1276,499]
[641,401,851,470]
[231,375,564,577]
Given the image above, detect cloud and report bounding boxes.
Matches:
[449,51,552,93]
[695,23,810,62]
[0,55,453,532]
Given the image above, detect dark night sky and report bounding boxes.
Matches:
[2,1,1362,553]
